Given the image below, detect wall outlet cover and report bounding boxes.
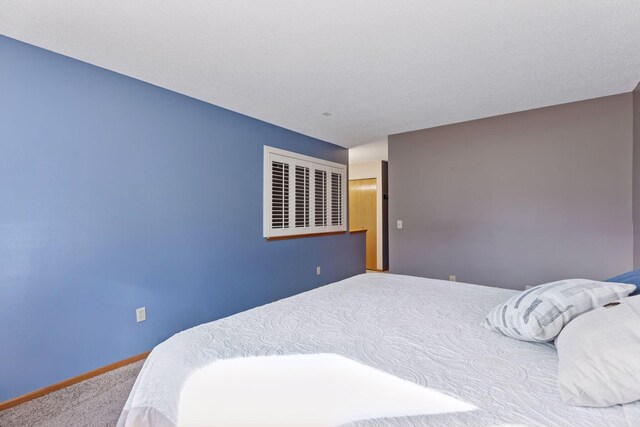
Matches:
[449,275,457,282]
[316,266,321,275]
[136,307,146,323]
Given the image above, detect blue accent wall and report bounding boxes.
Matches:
[0,35,365,401]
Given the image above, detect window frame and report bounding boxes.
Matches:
[264,146,347,239]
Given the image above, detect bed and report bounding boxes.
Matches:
[118,273,640,426]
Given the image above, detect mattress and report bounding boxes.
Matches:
[118,273,640,426]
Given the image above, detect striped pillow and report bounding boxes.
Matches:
[483,279,635,342]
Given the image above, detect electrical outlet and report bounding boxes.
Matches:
[136,307,146,323]
[316,266,321,276]
[449,275,457,282]
[397,220,403,229]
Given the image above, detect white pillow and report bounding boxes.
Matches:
[483,279,635,342]
[556,296,640,407]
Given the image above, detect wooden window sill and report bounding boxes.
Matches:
[349,228,367,234]
[266,229,366,241]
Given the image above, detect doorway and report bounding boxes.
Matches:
[349,178,377,270]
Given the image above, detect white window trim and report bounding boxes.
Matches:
[264,146,347,238]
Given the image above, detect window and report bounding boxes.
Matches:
[264,146,346,238]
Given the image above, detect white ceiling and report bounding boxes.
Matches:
[1,1,639,148]
[349,140,388,165]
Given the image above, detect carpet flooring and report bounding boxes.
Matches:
[0,360,143,427]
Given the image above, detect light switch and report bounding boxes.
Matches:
[397,220,403,229]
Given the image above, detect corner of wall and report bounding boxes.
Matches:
[633,83,640,268]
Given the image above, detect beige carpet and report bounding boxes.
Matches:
[0,360,143,427]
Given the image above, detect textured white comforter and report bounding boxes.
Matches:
[118,273,640,426]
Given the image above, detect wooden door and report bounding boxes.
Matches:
[349,178,377,270]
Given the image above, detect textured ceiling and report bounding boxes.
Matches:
[1,1,639,148]
[349,140,388,165]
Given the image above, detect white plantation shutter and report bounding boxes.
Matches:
[331,172,343,226]
[295,165,310,228]
[264,146,346,238]
[314,169,328,227]
[271,160,289,230]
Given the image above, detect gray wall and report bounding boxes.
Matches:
[634,84,640,267]
[389,94,633,290]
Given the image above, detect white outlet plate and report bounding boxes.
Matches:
[449,275,457,282]
[316,266,321,275]
[136,307,146,323]
[397,220,403,229]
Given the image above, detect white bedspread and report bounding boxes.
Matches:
[118,273,640,426]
